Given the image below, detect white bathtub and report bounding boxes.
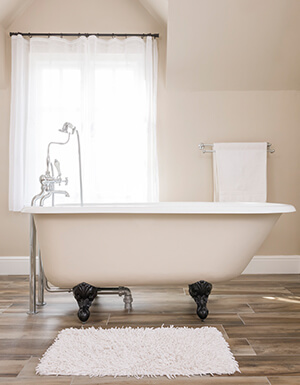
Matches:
[23,202,295,287]
[23,202,295,321]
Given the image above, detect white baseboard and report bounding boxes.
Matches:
[0,255,299,275]
[242,255,300,274]
[0,256,39,275]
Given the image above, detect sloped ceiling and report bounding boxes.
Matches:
[0,0,34,28]
[138,0,168,26]
[167,0,300,90]
[0,0,167,29]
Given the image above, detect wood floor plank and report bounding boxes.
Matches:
[224,324,300,338]
[211,287,293,295]
[0,378,72,384]
[226,338,256,356]
[0,329,59,339]
[212,280,295,292]
[236,356,300,376]
[239,312,300,324]
[248,338,300,355]
[0,313,110,327]
[0,304,11,313]
[71,376,270,384]
[185,284,293,295]
[0,359,29,377]
[282,285,300,295]
[17,357,46,378]
[0,339,53,356]
[268,376,300,385]
[207,298,254,314]
[248,298,300,313]
[107,313,243,326]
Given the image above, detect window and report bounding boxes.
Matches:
[9,35,159,210]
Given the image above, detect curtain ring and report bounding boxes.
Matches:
[60,33,63,38]
[28,32,32,38]
[112,33,115,39]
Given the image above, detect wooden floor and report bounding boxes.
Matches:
[0,275,299,384]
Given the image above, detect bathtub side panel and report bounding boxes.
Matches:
[34,213,280,287]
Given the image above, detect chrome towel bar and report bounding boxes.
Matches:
[199,142,275,154]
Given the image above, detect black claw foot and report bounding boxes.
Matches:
[73,282,98,322]
[189,280,212,321]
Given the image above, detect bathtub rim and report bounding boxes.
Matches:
[22,201,296,214]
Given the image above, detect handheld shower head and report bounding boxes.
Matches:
[60,122,76,135]
[46,122,75,176]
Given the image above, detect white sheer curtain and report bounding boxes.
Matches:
[9,34,159,211]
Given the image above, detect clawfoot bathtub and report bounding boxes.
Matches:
[23,202,295,321]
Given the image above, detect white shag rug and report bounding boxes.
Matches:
[36,326,240,378]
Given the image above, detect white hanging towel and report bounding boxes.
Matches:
[213,142,267,202]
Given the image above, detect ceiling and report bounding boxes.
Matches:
[0,0,34,28]
[0,0,167,29]
[138,0,168,26]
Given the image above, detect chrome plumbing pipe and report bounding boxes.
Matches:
[46,134,71,177]
[76,130,83,206]
[59,122,83,205]
[37,249,46,306]
[28,214,37,314]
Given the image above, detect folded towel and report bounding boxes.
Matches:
[213,142,267,202]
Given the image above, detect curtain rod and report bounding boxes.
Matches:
[9,32,159,38]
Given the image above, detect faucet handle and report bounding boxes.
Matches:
[54,159,61,177]
[59,177,68,186]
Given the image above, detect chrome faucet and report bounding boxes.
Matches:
[31,122,83,207]
[31,159,69,206]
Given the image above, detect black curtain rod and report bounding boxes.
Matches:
[9,32,159,38]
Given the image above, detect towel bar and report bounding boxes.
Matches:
[199,143,275,154]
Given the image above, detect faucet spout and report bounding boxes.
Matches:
[40,190,70,206]
[53,190,70,197]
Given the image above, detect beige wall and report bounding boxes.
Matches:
[0,25,5,87]
[162,0,300,254]
[0,87,31,256]
[158,90,300,255]
[167,0,300,90]
[0,0,299,257]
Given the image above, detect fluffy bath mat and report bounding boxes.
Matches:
[36,326,239,378]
